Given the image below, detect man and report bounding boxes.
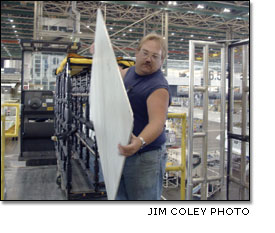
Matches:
[116,33,171,200]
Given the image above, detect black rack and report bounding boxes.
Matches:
[54,57,107,200]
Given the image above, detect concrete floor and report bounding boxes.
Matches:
[4,137,65,200]
[3,127,249,201]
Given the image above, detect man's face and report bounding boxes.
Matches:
[135,40,163,76]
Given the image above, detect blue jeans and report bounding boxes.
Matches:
[116,144,167,200]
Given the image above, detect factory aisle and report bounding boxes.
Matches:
[4,137,65,200]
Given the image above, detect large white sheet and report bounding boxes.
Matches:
[89,9,133,200]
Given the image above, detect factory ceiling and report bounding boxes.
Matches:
[1,1,249,60]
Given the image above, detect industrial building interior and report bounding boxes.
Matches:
[1,1,249,201]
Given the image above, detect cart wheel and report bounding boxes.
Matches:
[56,175,61,188]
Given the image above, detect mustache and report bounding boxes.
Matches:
[143,62,151,66]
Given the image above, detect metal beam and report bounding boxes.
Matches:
[102,1,249,21]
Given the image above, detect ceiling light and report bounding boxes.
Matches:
[190,35,194,37]
[14,30,17,33]
[12,25,16,28]
[171,33,175,36]
[129,29,132,32]
[123,33,126,36]
[173,1,177,6]
[197,4,204,9]
[9,19,14,22]
[180,38,183,41]
[223,8,231,13]
[86,25,90,28]
[110,27,113,30]
[208,36,212,39]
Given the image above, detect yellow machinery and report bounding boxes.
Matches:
[1,115,6,200]
[166,113,187,200]
[1,103,20,139]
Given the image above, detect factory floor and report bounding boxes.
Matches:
[3,135,249,201]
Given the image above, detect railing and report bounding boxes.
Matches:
[166,113,187,200]
[1,115,6,200]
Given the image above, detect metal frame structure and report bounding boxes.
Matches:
[187,40,226,200]
[1,115,6,200]
[166,113,187,200]
[55,57,107,200]
[227,39,249,200]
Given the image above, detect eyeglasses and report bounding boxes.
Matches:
[140,49,161,62]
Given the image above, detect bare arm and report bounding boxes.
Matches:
[118,88,169,156]
[119,67,129,79]
[139,88,169,145]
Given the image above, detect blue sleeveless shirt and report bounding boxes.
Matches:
[124,66,171,153]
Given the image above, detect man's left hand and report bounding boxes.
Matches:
[118,134,142,157]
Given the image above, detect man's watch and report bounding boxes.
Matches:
[139,136,146,150]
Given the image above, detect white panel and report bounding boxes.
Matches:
[89,9,133,200]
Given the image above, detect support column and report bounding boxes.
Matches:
[164,11,168,77]
[33,1,43,40]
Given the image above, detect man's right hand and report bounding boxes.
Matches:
[90,43,95,54]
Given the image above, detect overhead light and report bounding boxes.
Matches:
[129,29,132,32]
[12,25,16,28]
[197,4,204,9]
[180,38,183,41]
[171,32,175,36]
[110,27,113,30]
[208,36,212,39]
[14,30,17,33]
[9,19,14,22]
[223,8,231,13]
[86,25,90,28]
[168,1,177,5]
[123,33,126,36]
[190,35,194,37]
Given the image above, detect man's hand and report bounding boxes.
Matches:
[90,43,95,54]
[118,134,142,157]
